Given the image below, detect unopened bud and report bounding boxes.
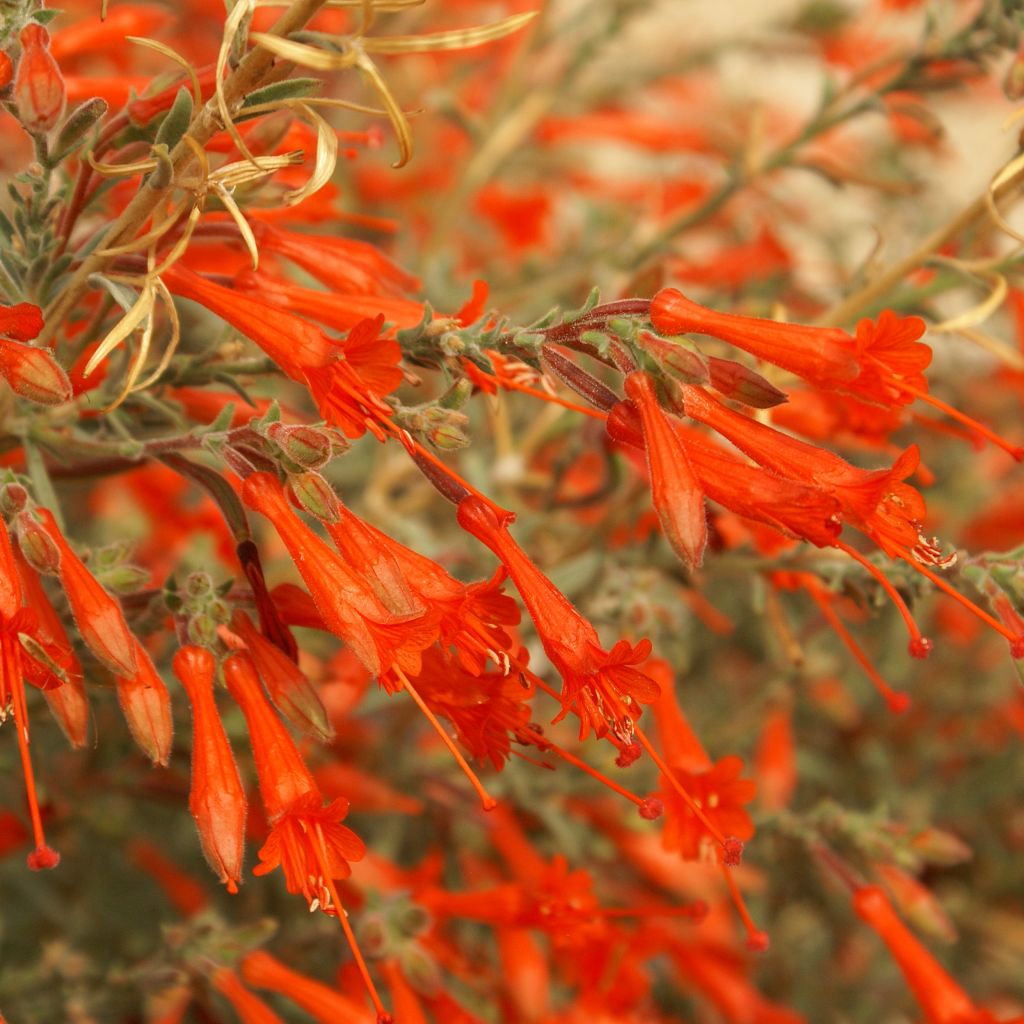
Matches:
[638,331,709,384]
[0,482,29,516]
[184,571,213,600]
[98,563,150,594]
[707,356,788,408]
[909,827,973,866]
[424,407,470,450]
[16,512,61,573]
[437,376,473,409]
[266,422,333,470]
[14,23,65,134]
[358,916,390,958]
[287,471,340,523]
[0,339,72,405]
[187,612,219,647]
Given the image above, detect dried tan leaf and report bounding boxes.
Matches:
[355,51,411,168]
[85,282,155,377]
[95,198,192,257]
[248,32,359,70]
[284,103,338,206]
[133,277,183,392]
[361,11,536,54]
[213,182,260,268]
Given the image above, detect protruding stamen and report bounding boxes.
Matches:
[895,379,1024,461]
[834,539,932,658]
[895,547,1024,647]
[804,579,911,714]
[4,634,59,870]
[394,666,497,811]
[309,823,389,1021]
[721,862,769,952]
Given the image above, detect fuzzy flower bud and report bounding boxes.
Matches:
[15,511,61,574]
[265,423,335,470]
[287,471,341,523]
[14,24,66,134]
[0,339,72,405]
[706,356,788,408]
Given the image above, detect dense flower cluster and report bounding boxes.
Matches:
[1,0,1024,1021]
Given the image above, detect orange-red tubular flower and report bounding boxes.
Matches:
[13,23,66,134]
[678,385,927,557]
[0,523,60,871]
[115,639,173,767]
[241,473,434,677]
[161,265,336,379]
[853,885,999,1024]
[248,221,420,298]
[323,498,519,674]
[651,287,860,390]
[34,509,138,677]
[222,653,365,903]
[622,371,707,568]
[234,269,425,333]
[172,646,246,894]
[607,402,842,549]
[222,653,319,820]
[240,950,368,1024]
[14,547,90,749]
[456,496,658,740]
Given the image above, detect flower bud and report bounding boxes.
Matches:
[1,482,29,517]
[0,339,72,405]
[287,471,341,523]
[98,563,150,594]
[424,407,470,450]
[909,827,973,867]
[184,572,213,601]
[637,330,709,385]
[187,611,219,647]
[707,356,788,408]
[16,512,61,574]
[266,422,334,470]
[14,23,66,134]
